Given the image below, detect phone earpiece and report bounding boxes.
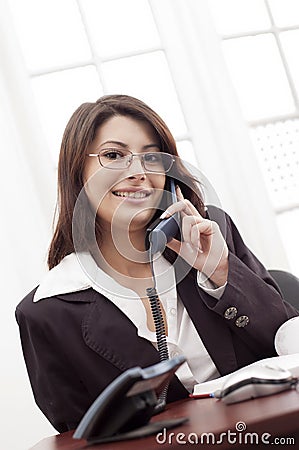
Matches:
[145,178,181,254]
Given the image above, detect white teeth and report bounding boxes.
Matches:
[113,191,148,199]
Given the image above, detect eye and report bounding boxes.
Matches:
[143,152,162,164]
[101,148,126,160]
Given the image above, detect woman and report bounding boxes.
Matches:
[16,95,298,432]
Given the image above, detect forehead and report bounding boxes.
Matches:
[93,115,160,147]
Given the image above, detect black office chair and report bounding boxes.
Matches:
[269,269,299,311]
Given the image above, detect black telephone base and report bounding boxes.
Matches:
[88,417,188,444]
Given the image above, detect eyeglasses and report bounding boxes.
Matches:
[87,148,175,173]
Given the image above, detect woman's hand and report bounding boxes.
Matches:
[161,187,229,287]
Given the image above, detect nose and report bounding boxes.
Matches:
[126,154,146,179]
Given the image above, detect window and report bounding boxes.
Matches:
[208,0,299,276]
[7,0,195,167]
[6,0,297,274]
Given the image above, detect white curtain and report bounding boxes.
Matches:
[0,1,56,448]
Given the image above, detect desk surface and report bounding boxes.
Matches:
[31,390,299,449]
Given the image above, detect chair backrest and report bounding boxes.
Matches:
[269,269,299,311]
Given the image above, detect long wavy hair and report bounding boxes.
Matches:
[48,94,205,269]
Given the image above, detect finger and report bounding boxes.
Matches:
[166,238,203,265]
[165,237,183,255]
[190,222,203,251]
[188,219,218,251]
[182,215,199,243]
[175,185,184,201]
[160,198,201,219]
[195,219,217,236]
[160,199,190,219]
[175,188,201,217]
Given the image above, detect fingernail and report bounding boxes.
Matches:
[160,211,169,219]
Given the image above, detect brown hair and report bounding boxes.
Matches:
[47,94,205,269]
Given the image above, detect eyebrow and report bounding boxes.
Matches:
[98,140,161,151]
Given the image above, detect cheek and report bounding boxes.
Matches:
[152,174,166,201]
[84,167,120,211]
[149,172,165,190]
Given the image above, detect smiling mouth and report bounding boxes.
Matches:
[112,190,151,199]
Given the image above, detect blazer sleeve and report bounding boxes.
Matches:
[15,296,95,433]
[197,209,299,357]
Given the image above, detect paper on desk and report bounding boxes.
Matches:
[193,353,299,395]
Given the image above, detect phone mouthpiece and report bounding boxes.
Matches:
[146,212,180,255]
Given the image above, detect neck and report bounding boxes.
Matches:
[94,225,150,277]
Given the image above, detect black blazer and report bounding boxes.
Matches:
[16,207,298,432]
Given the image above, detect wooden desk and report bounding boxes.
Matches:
[31,390,299,449]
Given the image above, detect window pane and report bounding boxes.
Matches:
[80,0,161,58]
[8,0,91,71]
[176,140,221,207]
[250,119,299,210]
[280,30,299,98]
[102,51,187,137]
[276,209,299,277]
[176,140,198,168]
[208,0,271,35]
[268,0,299,27]
[31,66,103,163]
[222,34,295,120]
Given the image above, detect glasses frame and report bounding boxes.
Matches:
[87,149,175,173]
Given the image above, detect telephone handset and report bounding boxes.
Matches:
[146,178,181,255]
[144,178,181,412]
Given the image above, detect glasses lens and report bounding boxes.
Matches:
[99,149,130,169]
[143,152,174,173]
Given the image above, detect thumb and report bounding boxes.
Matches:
[166,238,182,255]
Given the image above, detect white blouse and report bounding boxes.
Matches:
[34,252,226,392]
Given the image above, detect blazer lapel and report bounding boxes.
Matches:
[80,291,161,371]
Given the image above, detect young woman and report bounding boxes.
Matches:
[16,95,298,432]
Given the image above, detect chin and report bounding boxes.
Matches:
[127,210,155,231]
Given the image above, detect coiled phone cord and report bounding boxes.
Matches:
[146,286,169,362]
[146,247,170,412]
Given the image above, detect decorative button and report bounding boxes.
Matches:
[235,315,250,328]
[224,307,238,320]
